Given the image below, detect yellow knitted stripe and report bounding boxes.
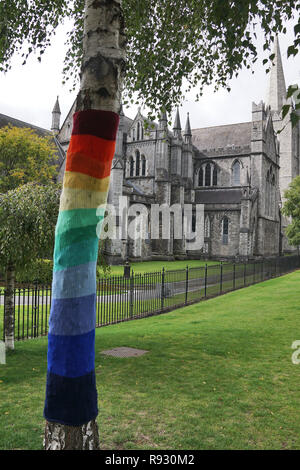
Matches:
[59,187,108,211]
[63,171,110,193]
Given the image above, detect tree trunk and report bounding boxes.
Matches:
[4,263,15,350]
[44,419,100,450]
[44,0,125,449]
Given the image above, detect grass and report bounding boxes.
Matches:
[0,270,300,450]
[99,259,220,277]
[0,264,265,341]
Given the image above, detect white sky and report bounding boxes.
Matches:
[0,19,299,131]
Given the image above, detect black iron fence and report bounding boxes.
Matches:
[1,255,299,342]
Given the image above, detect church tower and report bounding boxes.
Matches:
[105,104,126,265]
[182,113,193,184]
[266,37,299,199]
[266,37,300,253]
[171,108,186,258]
[51,96,61,133]
[265,36,287,113]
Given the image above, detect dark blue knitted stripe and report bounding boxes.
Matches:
[44,370,98,426]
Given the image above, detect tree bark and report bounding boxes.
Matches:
[44,419,100,450]
[76,0,126,115]
[44,0,125,450]
[4,263,15,350]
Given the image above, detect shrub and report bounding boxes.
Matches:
[16,259,53,285]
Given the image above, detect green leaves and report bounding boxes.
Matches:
[282,176,300,246]
[0,125,58,193]
[0,183,60,270]
[287,45,298,57]
[0,1,300,118]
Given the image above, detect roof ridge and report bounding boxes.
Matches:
[192,121,251,132]
[0,112,50,133]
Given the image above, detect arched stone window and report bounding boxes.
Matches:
[232,160,241,186]
[198,167,204,186]
[222,217,229,245]
[266,167,275,217]
[271,174,275,218]
[213,166,218,186]
[135,150,140,176]
[198,162,217,187]
[205,163,211,187]
[192,213,196,233]
[141,124,144,140]
[137,122,141,140]
[204,215,210,238]
[129,156,134,177]
[141,155,146,176]
[266,170,270,215]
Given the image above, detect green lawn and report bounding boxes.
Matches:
[98,259,220,277]
[1,270,300,450]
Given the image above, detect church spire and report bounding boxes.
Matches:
[265,36,287,113]
[159,109,168,130]
[184,113,192,143]
[51,96,61,133]
[173,108,182,139]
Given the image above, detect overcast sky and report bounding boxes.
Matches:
[0,19,299,132]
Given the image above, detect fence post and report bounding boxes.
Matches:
[233,263,236,290]
[129,271,134,317]
[161,268,165,311]
[2,288,5,342]
[204,264,207,298]
[220,262,223,294]
[244,262,246,286]
[33,280,38,338]
[253,262,255,284]
[279,257,281,276]
[185,266,189,304]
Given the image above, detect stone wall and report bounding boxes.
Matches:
[205,208,241,258]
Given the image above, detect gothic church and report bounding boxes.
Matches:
[49,38,299,263]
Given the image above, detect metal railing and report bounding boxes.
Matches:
[1,255,299,342]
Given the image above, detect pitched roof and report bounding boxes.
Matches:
[192,122,252,153]
[0,112,65,172]
[0,112,50,137]
[123,116,133,134]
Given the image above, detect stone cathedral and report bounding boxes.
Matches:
[1,39,299,263]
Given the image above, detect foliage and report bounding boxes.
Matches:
[0,1,300,119]
[282,175,300,246]
[16,259,53,284]
[0,183,60,270]
[0,125,58,193]
[97,239,111,278]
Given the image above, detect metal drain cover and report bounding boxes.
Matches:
[101,347,149,358]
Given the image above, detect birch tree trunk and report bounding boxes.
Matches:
[44,0,126,450]
[4,263,15,351]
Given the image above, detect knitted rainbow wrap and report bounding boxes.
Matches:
[44,109,119,426]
